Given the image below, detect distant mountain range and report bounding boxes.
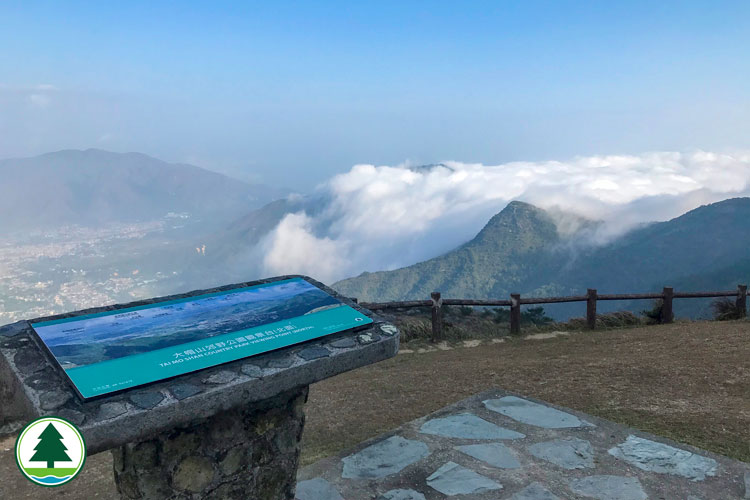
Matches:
[334,198,750,318]
[2,150,748,322]
[208,195,328,262]
[0,149,288,232]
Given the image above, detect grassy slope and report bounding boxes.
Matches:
[302,320,750,466]
[1,320,747,499]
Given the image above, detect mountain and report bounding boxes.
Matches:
[334,198,750,317]
[558,197,750,317]
[146,194,333,292]
[0,149,286,232]
[210,195,329,260]
[558,197,750,293]
[334,201,582,301]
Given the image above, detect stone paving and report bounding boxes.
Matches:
[297,389,750,499]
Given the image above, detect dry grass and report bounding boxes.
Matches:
[1,320,747,499]
[301,319,750,466]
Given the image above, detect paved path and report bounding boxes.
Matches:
[298,389,750,499]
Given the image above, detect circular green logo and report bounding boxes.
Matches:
[15,417,86,487]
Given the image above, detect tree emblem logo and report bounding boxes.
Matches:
[15,417,86,486]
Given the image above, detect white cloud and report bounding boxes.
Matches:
[26,84,58,108]
[260,212,348,283]
[28,93,51,108]
[257,151,750,283]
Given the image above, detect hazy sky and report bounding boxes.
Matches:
[1,1,749,190]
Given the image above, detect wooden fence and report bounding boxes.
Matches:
[354,285,748,342]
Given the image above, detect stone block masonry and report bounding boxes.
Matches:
[113,387,308,499]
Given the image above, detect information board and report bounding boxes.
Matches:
[30,277,372,399]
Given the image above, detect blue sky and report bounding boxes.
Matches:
[1,1,749,189]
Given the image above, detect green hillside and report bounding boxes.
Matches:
[334,201,578,301]
[334,198,750,318]
[559,197,750,293]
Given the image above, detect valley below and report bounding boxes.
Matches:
[0,216,219,325]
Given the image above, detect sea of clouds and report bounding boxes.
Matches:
[256,151,750,283]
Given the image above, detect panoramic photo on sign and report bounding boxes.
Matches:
[30,278,372,399]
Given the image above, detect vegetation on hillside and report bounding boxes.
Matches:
[641,300,667,325]
[383,305,649,343]
[335,201,577,302]
[335,198,750,320]
[711,297,743,321]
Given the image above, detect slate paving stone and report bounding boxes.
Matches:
[0,321,26,336]
[510,482,561,500]
[56,408,86,426]
[455,442,521,469]
[129,391,165,409]
[568,475,647,500]
[39,389,72,410]
[295,478,344,500]
[204,370,237,385]
[426,461,503,496]
[14,348,47,373]
[608,435,718,481]
[240,363,263,378]
[170,383,202,400]
[379,324,398,336]
[483,396,585,428]
[419,413,526,440]
[528,437,595,470]
[328,337,357,349]
[267,356,295,368]
[357,333,381,344]
[298,346,331,361]
[299,389,749,499]
[25,367,59,391]
[98,402,128,420]
[379,489,426,500]
[341,436,430,479]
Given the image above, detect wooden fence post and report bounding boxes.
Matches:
[737,284,747,319]
[586,289,597,329]
[510,293,521,335]
[661,287,674,324]
[430,292,443,342]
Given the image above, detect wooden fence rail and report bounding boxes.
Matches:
[358,284,748,342]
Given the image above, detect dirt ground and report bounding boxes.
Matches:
[1,320,748,498]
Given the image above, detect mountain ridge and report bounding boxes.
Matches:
[0,149,287,232]
[334,201,577,301]
[334,198,750,313]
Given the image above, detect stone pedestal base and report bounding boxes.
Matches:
[112,386,308,500]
